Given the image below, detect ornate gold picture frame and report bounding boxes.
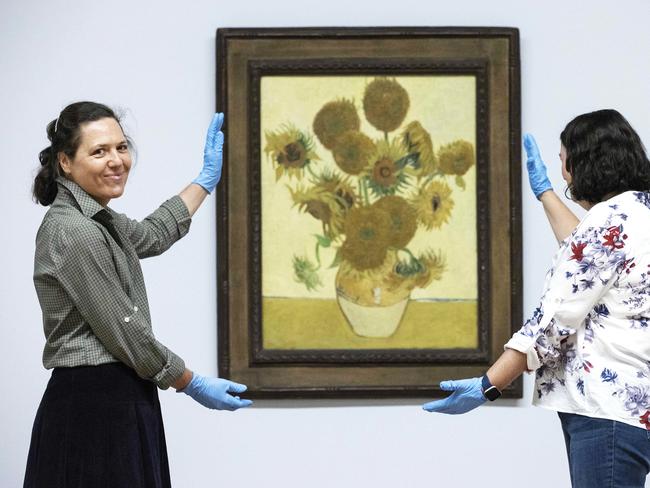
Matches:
[216,27,522,398]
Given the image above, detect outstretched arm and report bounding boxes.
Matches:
[421,348,527,414]
[424,203,626,415]
[113,114,224,257]
[485,348,528,391]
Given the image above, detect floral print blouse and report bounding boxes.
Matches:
[506,191,650,430]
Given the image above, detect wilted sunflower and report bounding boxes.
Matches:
[364,138,409,196]
[411,181,455,229]
[438,140,475,176]
[401,121,437,178]
[289,185,346,239]
[293,255,322,291]
[332,131,376,175]
[413,250,446,288]
[313,170,358,212]
[264,125,319,180]
[336,250,409,307]
[312,98,360,150]
[372,196,417,249]
[363,78,410,133]
[385,249,446,293]
[341,206,392,270]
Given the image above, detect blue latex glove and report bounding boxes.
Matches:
[422,377,486,414]
[523,133,553,199]
[181,373,253,411]
[192,113,224,193]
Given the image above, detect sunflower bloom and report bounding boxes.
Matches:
[341,206,391,270]
[411,181,454,229]
[264,125,319,180]
[312,98,360,150]
[364,138,409,196]
[438,140,475,176]
[372,158,397,187]
[341,239,388,271]
[363,78,410,133]
[332,131,376,175]
[372,195,417,249]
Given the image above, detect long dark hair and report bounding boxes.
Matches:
[561,109,650,204]
[33,102,124,206]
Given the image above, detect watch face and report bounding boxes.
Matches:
[484,386,501,401]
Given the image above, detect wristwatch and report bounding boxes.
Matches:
[481,374,502,401]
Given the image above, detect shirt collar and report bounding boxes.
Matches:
[56,176,109,220]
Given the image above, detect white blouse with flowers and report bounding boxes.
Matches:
[506,191,650,430]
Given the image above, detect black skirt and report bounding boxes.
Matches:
[24,363,172,488]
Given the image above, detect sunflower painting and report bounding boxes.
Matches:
[261,75,478,350]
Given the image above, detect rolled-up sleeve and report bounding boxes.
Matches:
[113,196,192,259]
[53,225,185,389]
[506,204,628,370]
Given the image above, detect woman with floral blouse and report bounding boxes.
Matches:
[423,109,650,488]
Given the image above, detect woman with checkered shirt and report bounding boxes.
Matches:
[25,102,251,488]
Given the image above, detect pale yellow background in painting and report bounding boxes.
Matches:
[261,75,477,301]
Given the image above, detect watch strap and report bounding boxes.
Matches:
[481,374,502,401]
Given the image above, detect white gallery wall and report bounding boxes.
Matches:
[1,1,649,486]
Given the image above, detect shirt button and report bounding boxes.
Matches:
[124,317,130,323]
[133,306,139,312]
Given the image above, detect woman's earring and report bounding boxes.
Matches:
[564,185,574,201]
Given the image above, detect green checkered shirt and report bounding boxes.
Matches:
[33,177,191,389]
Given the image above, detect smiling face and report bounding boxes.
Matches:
[59,117,131,206]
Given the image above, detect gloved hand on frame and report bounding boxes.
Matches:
[181,372,253,411]
[192,113,224,193]
[422,377,486,415]
[524,133,553,199]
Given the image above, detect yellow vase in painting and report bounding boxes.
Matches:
[335,251,413,338]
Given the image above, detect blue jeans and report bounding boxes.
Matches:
[559,412,650,488]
